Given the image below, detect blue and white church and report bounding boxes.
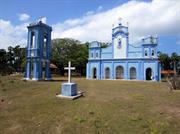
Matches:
[86,22,161,81]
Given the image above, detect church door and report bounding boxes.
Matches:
[92,68,97,79]
[130,67,136,79]
[105,67,110,79]
[116,66,124,79]
[146,68,152,80]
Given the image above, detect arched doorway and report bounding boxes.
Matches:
[92,68,97,79]
[130,67,136,79]
[146,68,152,80]
[105,67,110,79]
[30,61,34,79]
[116,66,124,79]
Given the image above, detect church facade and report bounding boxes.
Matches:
[86,22,161,81]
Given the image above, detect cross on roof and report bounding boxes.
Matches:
[64,61,75,83]
[38,16,44,22]
[118,17,122,23]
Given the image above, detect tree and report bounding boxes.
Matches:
[158,52,171,70]
[170,52,179,74]
[0,49,7,75]
[13,45,26,72]
[158,51,180,76]
[51,38,88,76]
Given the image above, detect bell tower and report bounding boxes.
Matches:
[24,20,52,80]
[112,21,129,59]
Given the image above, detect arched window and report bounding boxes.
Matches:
[92,68,97,79]
[144,49,148,56]
[130,67,136,79]
[91,53,93,58]
[31,32,35,48]
[30,62,34,78]
[146,68,152,80]
[118,38,122,48]
[105,67,110,79]
[116,66,124,79]
[43,38,47,57]
[151,49,155,56]
[96,52,98,58]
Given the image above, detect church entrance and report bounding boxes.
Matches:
[116,66,124,79]
[130,67,136,79]
[146,68,152,80]
[92,68,97,79]
[105,67,110,79]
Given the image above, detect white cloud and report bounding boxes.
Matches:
[86,11,94,16]
[1,0,180,50]
[0,16,47,49]
[0,19,27,49]
[52,0,180,44]
[18,13,30,21]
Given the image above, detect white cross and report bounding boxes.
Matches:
[118,17,122,23]
[64,61,75,83]
[38,16,43,22]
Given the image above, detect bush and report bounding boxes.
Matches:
[167,75,180,90]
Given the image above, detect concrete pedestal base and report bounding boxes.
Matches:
[56,91,83,100]
[61,83,77,96]
[56,82,83,100]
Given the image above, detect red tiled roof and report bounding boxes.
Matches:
[50,63,58,69]
[161,70,175,74]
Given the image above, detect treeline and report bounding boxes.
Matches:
[0,38,180,76]
[158,52,180,74]
[0,38,88,76]
[51,38,88,76]
[0,46,26,75]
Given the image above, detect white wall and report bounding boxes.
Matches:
[113,35,127,58]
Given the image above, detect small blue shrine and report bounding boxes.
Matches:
[24,21,52,80]
[86,22,161,81]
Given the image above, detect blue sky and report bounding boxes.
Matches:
[0,0,180,55]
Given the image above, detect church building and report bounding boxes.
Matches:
[86,22,161,81]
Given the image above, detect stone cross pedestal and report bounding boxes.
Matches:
[56,61,82,100]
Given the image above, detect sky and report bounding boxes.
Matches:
[0,0,180,55]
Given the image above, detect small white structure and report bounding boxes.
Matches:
[56,61,83,100]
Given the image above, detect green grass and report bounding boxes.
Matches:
[0,75,180,134]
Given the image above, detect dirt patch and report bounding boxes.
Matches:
[164,106,180,119]
[7,123,22,134]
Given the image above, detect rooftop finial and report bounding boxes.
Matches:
[118,17,122,25]
[126,22,129,27]
[38,16,44,23]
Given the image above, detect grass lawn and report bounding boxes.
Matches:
[0,75,180,134]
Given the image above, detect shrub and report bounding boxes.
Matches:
[167,75,180,90]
